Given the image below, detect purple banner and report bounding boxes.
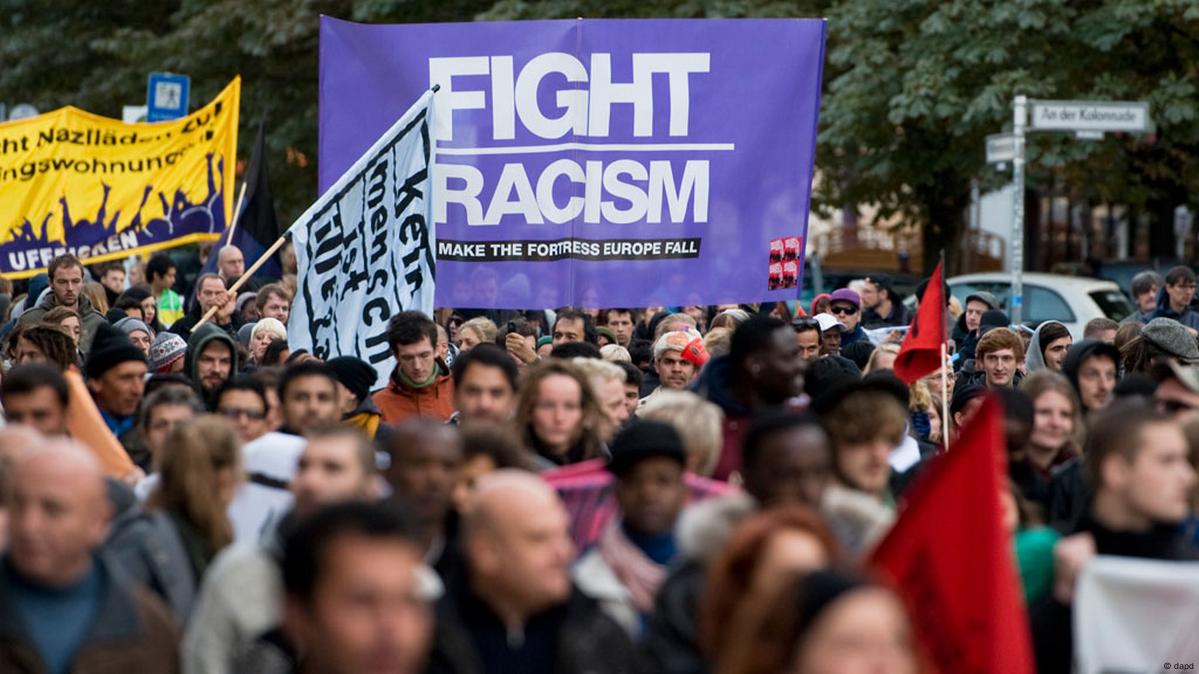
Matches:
[320,17,826,309]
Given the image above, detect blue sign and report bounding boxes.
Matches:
[146,72,190,122]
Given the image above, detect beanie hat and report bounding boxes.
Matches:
[653,329,702,361]
[979,309,1010,335]
[606,420,687,477]
[237,322,255,348]
[596,326,617,345]
[326,356,378,402]
[829,288,860,308]
[236,292,259,314]
[85,323,148,379]
[113,316,153,340]
[965,291,1000,312]
[149,332,188,373]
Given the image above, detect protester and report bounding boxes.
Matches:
[374,311,455,424]
[122,285,165,333]
[0,441,179,671]
[859,274,911,329]
[268,502,435,674]
[1127,270,1161,320]
[106,416,243,625]
[812,313,847,357]
[427,470,634,674]
[86,323,149,451]
[572,357,632,441]
[185,323,240,411]
[1084,317,1119,343]
[255,284,291,324]
[216,246,246,287]
[19,254,107,353]
[862,342,899,375]
[603,308,636,347]
[1061,339,1120,414]
[449,343,518,426]
[1152,361,1199,420]
[1122,316,1199,374]
[150,331,189,375]
[95,261,126,306]
[699,508,842,674]
[324,355,388,442]
[962,327,1024,390]
[1013,371,1083,510]
[214,376,272,445]
[248,318,286,366]
[952,290,999,363]
[746,570,918,674]
[573,422,688,636]
[171,273,240,340]
[183,428,380,674]
[41,305,83,347]
[384,420,464,577]
[551,308,597,346]
[2,363,70,436]
[514,359,607,469]
[115,316,155,357]
[640,412,832,673]
[1032,401,1198,672]
[639,329,705,411]
[640,390,725,477]
[147,253,185,327]
[457,317,498,351]
[1025,319,1072,373]
[827,288,866,346]
[1150,265,1199,330]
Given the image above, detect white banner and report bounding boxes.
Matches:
[1075,555,1199,674]
[289,90,436,390]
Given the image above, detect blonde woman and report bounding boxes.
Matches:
[862,342,900,375]
[249,318,287,366]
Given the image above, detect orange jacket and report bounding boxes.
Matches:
[372,365,455,425]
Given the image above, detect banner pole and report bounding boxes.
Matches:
[225,182,248,247]
[941,341,951,451]
[192,232,290,331]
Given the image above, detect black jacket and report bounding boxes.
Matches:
[426,586,634,674]
[637,559,709,674]
[1030,512,1198,673]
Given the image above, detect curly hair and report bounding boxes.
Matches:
[6,322,79,371]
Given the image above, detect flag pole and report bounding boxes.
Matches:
[941,342,951,451]
[225,181,248,247]
[192,232,291,331]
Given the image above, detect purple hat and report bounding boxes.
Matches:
[829,288,861,308]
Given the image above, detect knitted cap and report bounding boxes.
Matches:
[85,323,147,379]
[150,331,188,373]
[326,356,378,402]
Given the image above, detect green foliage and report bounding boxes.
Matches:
[2,0,1196,263]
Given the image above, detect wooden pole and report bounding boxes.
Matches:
[941,342,951,451]
[192,232,290,331]
[225,182,248,246]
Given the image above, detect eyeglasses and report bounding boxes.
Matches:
[219,407,266,421]
[830,305,858,316]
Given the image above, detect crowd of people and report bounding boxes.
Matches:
[0,251,1195,673]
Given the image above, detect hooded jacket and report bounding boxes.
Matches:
[1149,285,1199,330]
[1060,339,1120,406]
[185,324,240,410]
[1024,320,1069,373]
[19,289,107,353]
[372,359,455,425]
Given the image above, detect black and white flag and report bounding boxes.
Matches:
[289,90,435,390]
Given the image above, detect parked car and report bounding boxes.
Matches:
[947,272,1135,339]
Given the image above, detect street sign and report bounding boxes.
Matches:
[1029,99,1150,133]
[986,133,1016,163]
[146,72,190,122]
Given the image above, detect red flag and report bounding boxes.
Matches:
[893,260,946,383]
[869,396,1034,674]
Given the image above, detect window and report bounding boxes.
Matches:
[1089,290,1134,322]
[1026,286,1075,323]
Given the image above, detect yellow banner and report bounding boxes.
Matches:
[0,78,240,278]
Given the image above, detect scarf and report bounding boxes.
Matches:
[397,365,440,390]
[597,519,668,614]
[343,410,381,440]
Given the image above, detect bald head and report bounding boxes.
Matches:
[0,424,44,466]
[218,245,245,279]
[8,441,111,587]
[462,470,573,621]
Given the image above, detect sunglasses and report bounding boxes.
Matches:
[830,304,858,316]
